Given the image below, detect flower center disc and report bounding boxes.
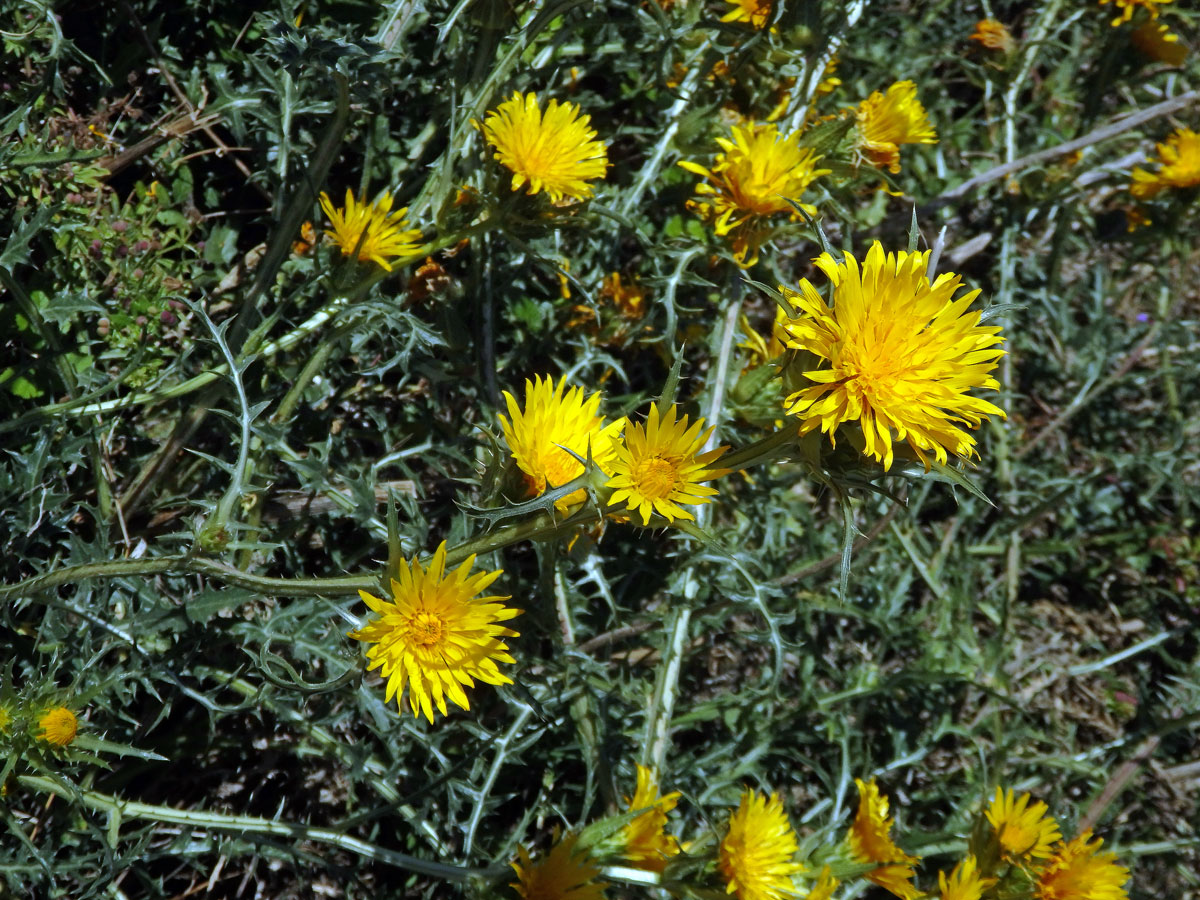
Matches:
[631,456,679,501]
[409,612,446,647]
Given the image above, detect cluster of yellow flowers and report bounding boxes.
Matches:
[348,241,1008,718]
[507,776,1130,900]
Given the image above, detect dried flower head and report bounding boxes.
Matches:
[1130,20,1187,64]
[348,543,520,721]
[780,242,1006,470]
[969,19,1015,52]
[478,92,609,203]
[511,832,607,900]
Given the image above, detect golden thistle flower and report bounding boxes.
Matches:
[678,122,829,266]
[969,19,1015,53]
[511,832,608,900]
[1130,21,1187,65]
[938,855,996,900]
[1130,127,1200,198]
[292,220,316,255]
[845,778,920,900]
[738,307,790,369]
[780,242,1006,470]
[722,0,772,28]
[854,81,937,173]
[1034,831,1130,900]
[985,788,1061,860]
[718,789,805,900]
[600,272,646,321]
[498,375,625,512]
[35,706,78,746]
[606,403,729,526]
[348,542,520,722]
[804,867,839,900]
[478,92,609,203]
[622,764,681,872]
[319,189,422,271]
[1099,0,1172,27]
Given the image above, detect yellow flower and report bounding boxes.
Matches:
[938,856,996,900]
[1099,0,1171,27]
[679,122,829,266]
[606,403,729,526]
[1130,127,1200,198]
[738,307,790,369]
[36,707,78,746]
[1130,21,1187,65]
[721,0,772,28]
[292,220,316,256]
[804,866,839,900]
[498,375,625,512]
[985,788,1061,860]
[318,189,422,271]
[348,542,520,722]
[478,92,609,203]
[622,764,681,872]
[969,19,1015,53]
[780,242,1006,470]
[1034,831,1130,900]
[718,789,805,900]
[845,779,920,900]
[855,81,937,173]
[511,832,607,900]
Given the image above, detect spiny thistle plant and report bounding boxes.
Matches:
[1,0,1196,896]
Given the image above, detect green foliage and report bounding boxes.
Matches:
[1,0,1198,898]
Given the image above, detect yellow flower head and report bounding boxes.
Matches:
[36,706,78,746]
[1099,0,1172,27]
[718,789,805,900]
[1034,831,1130,900]
[855,81,937,173]
[938,856,996,900]
[606,403,729,526]
[1130,21,1187,65]
[511,832,607,900]
[1130,127,1200,198]
[721,0,772,28]
[679,122,830,265]
[622,764,681,872]
[969,19,1015,53]
[985,788,1062,860]
[804,866,839,900]
[499,375,625,512]
[318,189,422,271]
[478,92,609,203]
[739,307,790,369]
[780,242,1006,470]
[846,779,920,900]
[348,542,520,722]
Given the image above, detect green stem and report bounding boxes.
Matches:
[15,775,494,882]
